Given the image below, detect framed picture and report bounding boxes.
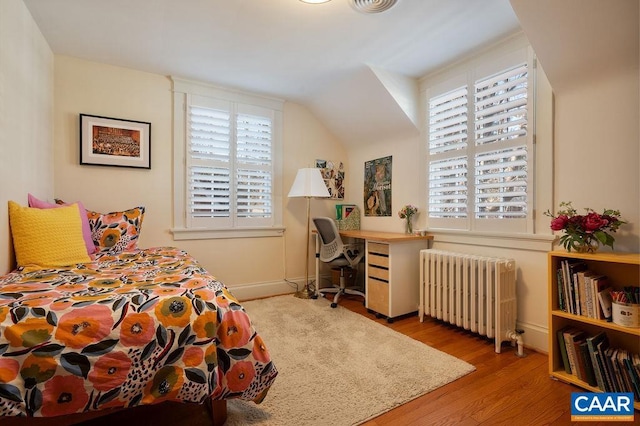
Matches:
[315,159,345,199]
[80,114,151,169]
[364,155,392,216]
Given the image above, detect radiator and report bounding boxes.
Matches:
[419,250,517,353]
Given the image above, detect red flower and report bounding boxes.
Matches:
[41,375,90,416]
[55,305,113,349]
[549,215,568,231]
[583,212,608,232]
[226,361,255,392]
[217,310,251,349]
[88,351,132,391]
[252,335,271,364]
[119,312,155,347]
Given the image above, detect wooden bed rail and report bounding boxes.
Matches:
[2,399,228,426]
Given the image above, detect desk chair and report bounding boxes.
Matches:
[312,217,365,308]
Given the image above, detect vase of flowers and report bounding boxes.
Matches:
[544,201,625,252]
[398,204,418,234]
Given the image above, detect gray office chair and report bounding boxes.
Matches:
[312,217,365,308]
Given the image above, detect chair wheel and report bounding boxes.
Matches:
[330,303,338,308]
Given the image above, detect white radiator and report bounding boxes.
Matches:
[419,250,517,353]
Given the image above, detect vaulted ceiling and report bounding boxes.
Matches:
[23,0,524,145]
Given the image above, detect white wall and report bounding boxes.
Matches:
[52,56,345,298]
[0,0,53,273]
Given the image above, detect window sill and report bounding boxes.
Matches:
[425,229,556,252]
[170,226,285,240]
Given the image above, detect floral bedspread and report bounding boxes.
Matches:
[0,247,277,418]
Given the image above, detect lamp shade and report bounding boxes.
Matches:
[288,168,331,198]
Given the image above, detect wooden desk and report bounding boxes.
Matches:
[314,230,432,322]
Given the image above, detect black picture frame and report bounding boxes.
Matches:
[80,114,151,169]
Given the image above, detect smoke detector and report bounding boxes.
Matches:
[349,0,398,13]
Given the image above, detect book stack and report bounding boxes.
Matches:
[557,327,640,401]
[556,259,613,320]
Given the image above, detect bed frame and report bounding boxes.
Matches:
[2,399,227,426]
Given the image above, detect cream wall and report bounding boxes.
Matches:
[53,56,345,299]
[0,0,53,273]
[554,68,639,253]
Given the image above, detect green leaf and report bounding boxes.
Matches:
[228,348,252,360]
[185,368,207,384]
[141,340,156,362]
[81,339,119,356]
[60,352,91,378]
[0,384,23,403]
[165,347,184,365]
[32,344,65,357]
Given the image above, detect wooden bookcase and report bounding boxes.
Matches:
[548,250,640,410]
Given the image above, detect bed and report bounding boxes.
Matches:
[0,199,277,425]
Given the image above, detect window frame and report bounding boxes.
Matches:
[171,77,284,240]
[423,41,538,235]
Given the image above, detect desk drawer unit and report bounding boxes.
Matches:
[365,240,426,322]
[367,243,390,316]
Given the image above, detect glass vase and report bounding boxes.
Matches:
[405,217,413,234]
[571,234,600,253]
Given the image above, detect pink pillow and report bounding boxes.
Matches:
[28,193,97,255]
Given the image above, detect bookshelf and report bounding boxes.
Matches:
[548,250,640,410]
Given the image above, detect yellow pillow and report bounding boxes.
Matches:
[8,201,91,268]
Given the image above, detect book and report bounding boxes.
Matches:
[595,333,612,392]
[557,327,572,373]
[561,260,574,314]
[576,271,592,316]
[586,332,608,391]
[557,268,567,312]
[589,275,608,319]
[578,340,597,387]
[598,286,613,320]
[569,261,587,314]
[623,353,640,401]
[563,328,586,377]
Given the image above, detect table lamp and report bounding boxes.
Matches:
[288,168,331,298]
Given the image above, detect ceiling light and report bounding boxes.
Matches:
[349,0,397,13]
[299,0,332,4]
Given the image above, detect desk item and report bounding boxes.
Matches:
[315,229,432,322]
[336,204,360,230]
[313,217,365,308]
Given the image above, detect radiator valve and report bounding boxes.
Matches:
[506,329,526,358]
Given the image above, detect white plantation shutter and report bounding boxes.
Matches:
[428,87,468,221]
[474,63,529,221]
[188,106,231,221]
[474,64,528,146]
[429,157,467,218]
[429,87,468,154]
[426,56,533,232]
[186,97,275,229]
[475,147,527,218]
[236,111,272,221]
[171,77,283,239]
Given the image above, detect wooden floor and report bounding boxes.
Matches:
[8,294,632,426]
[335,295,626,426]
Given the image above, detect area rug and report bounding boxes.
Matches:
[225,295,475,426]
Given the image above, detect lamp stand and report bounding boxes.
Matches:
[294,196,314,299]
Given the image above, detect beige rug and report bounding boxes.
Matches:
[225,295,475,426]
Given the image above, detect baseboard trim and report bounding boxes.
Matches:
[228,279,297,301]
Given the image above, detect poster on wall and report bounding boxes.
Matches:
[363,156,392,216]
[315,159,344,199]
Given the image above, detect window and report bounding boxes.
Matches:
[426,47,535,234]
[172,78,284,239]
